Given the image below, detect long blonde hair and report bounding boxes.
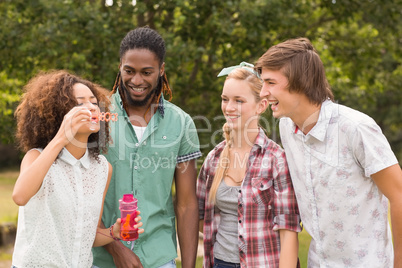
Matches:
[208,68,263,203]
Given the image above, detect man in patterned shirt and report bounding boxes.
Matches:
[255,37,402,267]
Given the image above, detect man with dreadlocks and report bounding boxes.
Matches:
[92,27,202,268]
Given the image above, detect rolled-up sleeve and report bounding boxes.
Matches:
[272,151,302,232]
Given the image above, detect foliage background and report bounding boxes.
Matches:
[0,0,401,164]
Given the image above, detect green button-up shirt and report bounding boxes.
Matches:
[92,91,201,267]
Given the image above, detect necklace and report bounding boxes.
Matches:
[226,173,243,184]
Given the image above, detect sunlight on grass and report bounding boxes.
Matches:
[298,228,311,267]
[0,168,18,263]
[0,168,19,223]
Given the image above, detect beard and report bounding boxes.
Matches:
[120,77,161,107]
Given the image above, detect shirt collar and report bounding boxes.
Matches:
[59,148,90,169]
[300,99,333,142]
[116,89,166,118]
[254,128,268,149]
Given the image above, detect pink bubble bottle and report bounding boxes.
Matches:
[119,194,138,241]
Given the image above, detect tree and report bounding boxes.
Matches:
[1,0,401,161]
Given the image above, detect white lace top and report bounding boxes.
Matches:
[12,148,109,268]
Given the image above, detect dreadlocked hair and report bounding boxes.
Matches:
[111,26,172,111]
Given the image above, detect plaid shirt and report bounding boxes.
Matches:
[197,129,301,268]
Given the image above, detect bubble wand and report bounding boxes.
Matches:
[89,112,118,131]
[96,112,118,122]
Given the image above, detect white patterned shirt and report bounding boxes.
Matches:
[12,148,109,268]
[279,100,398,268]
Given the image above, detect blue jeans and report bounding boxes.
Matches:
[213,257,241,268]
[92,259,176,268]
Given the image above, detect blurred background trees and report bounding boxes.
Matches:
[1,0,401,166]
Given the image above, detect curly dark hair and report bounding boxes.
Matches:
[15,70,111,159]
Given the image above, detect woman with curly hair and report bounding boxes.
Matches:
[11,70,143,268]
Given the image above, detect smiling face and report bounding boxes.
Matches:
[120,49,164,107]
[260,68,307,120]
[221,78,266,132]
[73,83,100,133]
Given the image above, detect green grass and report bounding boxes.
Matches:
[0,167,19,223]
[0,167,19,262]
[298,228,312,267]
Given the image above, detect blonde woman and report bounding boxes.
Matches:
[197,62,301,268]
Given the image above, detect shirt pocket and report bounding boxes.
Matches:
[141,134,181,175]
[251,177,273,206]
[147,133,181,159]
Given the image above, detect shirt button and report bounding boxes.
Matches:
[238,190,241,193]
[239,220,242,223]
[135,143,139,147]
[162,136,167,139]
[134,166,138,170]
[127,241,131,245]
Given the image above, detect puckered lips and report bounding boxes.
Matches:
[91,113,99,123]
